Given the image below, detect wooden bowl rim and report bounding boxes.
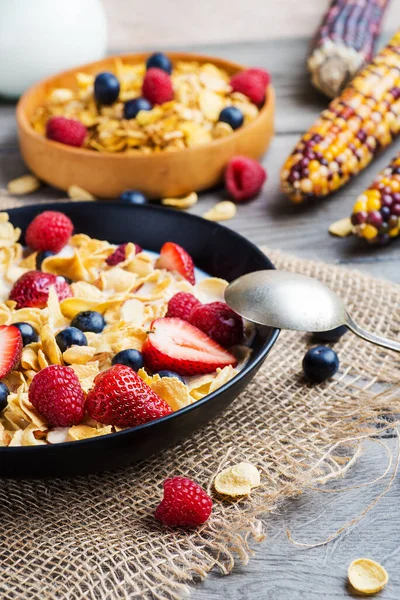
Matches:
[16,51,274,162]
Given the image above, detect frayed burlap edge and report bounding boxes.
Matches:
[1,213,400,599]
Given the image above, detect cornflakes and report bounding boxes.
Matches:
[348,558,388,594]
[214,461,261,497]
[7,175,41,195]
[0,211,252,447]
[30,59,260,154]
[161,192,198,209]
[203,201,237,221]
[328,217,354,237]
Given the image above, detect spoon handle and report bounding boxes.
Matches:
[346,314,400,352]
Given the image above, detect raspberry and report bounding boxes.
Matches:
[25,210,73,253]
[230,68,270,105]
[166,292,201,321]
[9,271,72,309]
[29,365,85,427]
[225,156,266,202]
[189,301,243,347]
[46,116,87,147]
[154,476,212,527]
[142,68,174,105]
[105,242,142,266]
[86,364,172,427]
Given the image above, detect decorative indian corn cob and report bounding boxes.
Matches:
[308,0,391,98]
[351,152,400,244]
[281,30,400,204]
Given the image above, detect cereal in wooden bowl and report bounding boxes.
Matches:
[30,53,270,154]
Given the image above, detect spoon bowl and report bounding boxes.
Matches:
[225,270,400,353]
[225,270,347,332]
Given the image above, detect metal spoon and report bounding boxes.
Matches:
[225,270,400,352]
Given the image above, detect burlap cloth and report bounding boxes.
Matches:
[1,197,400,599]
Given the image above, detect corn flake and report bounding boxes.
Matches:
[203,201,237,221]
[68,185,96,201]
[348,558,388,595]
[7,174,41,195]
[161,192,198,209]
[214,461,261,497]
[329,217,354,237]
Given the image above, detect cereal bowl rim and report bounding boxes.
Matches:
[0,202,279,477]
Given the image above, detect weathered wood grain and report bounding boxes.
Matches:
[103,0,400,51]
[192,439,400,600]
[0,37,399,282]
[0,35,399,600]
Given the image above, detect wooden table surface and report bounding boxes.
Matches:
[0,36,399,599]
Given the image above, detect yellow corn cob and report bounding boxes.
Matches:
[281,30,400,203]
[350,152,400,244]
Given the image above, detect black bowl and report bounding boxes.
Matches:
[1,202,279,478]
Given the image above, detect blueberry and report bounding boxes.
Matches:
[36,250,55,270]
[13,322,39,346]
[303,346,339,383]
[55,327,87,352]
[311,325,347,343]
[94,72,120,105]
[0,382,9,411]
[157,370,185,384]
[124,97,152,120]
[146,52,172,74]
[218,106,244,130]
[119,190,148,205]
[71,311,106,334]
[112,349,144,372]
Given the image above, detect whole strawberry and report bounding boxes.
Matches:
[190,301,243,347]
[86,364,172,427]
[29,365,85,427]
[155,476,212,527]
[166,292,201,321]
[230,68,270,105]
[225,156,266,202]
[142,68,174,105]
[25,211,73,253]
[9,271,72,309]
[105,242,142,266]
[46,116,87,147]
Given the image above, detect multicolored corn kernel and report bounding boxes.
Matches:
[281,31,400,204]
[351,153,400,244]
[308,0,391,98]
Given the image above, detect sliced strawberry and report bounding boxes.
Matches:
[0,325,23,379]
[156,242,195,285]
[142,317,237,376]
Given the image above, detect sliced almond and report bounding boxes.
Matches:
[7,174,41,195]
[328,217,353,237]
[161,192,198,209]
[68,185,96,201]
[203,201,237,222]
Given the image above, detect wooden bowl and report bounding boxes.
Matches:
[16,53,275,199]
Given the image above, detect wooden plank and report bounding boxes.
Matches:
[103,0,399,51]
[192,439,400,600]
[0,37,399,282]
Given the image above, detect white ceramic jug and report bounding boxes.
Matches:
[0,0,107,97]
